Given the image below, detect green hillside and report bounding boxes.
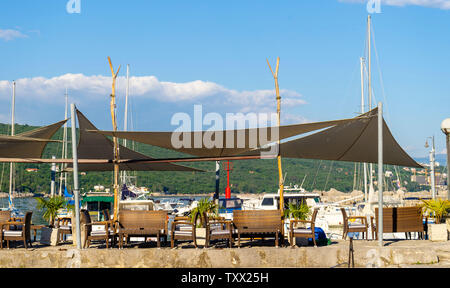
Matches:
[0,122,434,195]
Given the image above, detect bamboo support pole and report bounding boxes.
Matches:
[267,57,284,216]
[108,56,121,220]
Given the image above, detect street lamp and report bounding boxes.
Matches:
[441,118,450,200]
[425,136,436,199]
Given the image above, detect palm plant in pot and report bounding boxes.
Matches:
[35,196,73,245]
[284,202,311,246]
[284,202,311,221]
[189,198,218,245]
[420,198,450,241]
[36,195,73,227]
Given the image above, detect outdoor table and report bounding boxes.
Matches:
[31,225,45,242]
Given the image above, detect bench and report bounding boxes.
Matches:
[232,210,283,247]
[374,206,424,239]
[116,210,168,248]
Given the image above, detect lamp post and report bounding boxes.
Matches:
[425,136,436,199]
[441,118,450,200]
[377,102,383,247]
[71,103,82,249]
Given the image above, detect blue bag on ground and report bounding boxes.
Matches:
[308,227,328,246]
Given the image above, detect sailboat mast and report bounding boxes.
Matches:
[360,57,368,202]
[8,81,16,209]
[64,90,68,190]
[367,15,374,191]
[121,65,129,185]
[368,15,372,110]
[124,65,129,145]
[59,89,69,196]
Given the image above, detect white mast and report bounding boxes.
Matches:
[367,15,374,192]
[8,81,16,209]
[59,89,69,196]
[360,57,368,203]
[124,64,129,146]
[121,64,130,185]
[368,15,372,111]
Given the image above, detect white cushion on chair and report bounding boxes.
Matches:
[349,224,366,229]
[90,230,107,236]
[3,230,23,237]
[293,228,312,234]
[211,230,230,236]
[59,225,72,231]
[209,223,223,231]
[178,225,192,231]
[174,231,192,236]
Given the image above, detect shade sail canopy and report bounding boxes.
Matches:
[244,108,422,168]
[90,117,359,157]
[74,109,202,172]
[0,120,67,158]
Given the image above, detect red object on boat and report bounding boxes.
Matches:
[222,160,233,199]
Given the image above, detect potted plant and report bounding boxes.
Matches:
[284,202,311,246]
[284,202,311,220]
[35,196,73,245]
[420,198,450,242]
[189,198,217,246]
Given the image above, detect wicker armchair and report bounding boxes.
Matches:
[289,208,319,247]
[171,216,197,248]
[0,211,11,223]
[205,216,233,248]
[81,209,116,248]
[0,211,33,249]
[102,209,112,221]
[56,217,72,243]
[341,208,368,240]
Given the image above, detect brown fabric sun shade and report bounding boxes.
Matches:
[0,120,67,158]
[244,108,422,168]
[73,109,202,172]
[90,117,360,157]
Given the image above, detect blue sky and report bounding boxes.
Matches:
[0,0,449,159]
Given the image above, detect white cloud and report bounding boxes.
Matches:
[339,0,450,9]
[0,73,307,121]
[438,149,447,155]
[0,29,28,41]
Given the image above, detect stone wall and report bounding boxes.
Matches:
[0,242,440,268]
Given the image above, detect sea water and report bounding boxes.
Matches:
[0,197,46,225]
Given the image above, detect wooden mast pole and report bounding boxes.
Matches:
[107,56,121,220]
[267,57,284,216]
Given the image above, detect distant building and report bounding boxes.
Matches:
[26,168,38,172]
[436,174,447,186]
[411,174,447,186]
[411,175,427,185]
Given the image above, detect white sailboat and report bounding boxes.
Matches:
[118,64,156,211]
[1,81,23,216]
